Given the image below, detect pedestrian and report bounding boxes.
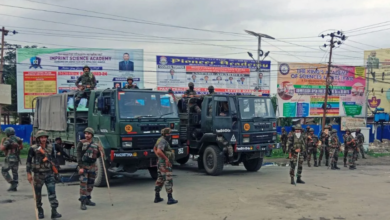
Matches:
[1,127,23,191]
[184,82,197,96]
[344,129,356,170]
[77,127,103,210]
[356,128,366,159]
[281,127,288,154]
[74,65,97,108]
[318,125,331,166]
[208,85,215,95]
[153,128,178,205]
[123,77,139,89]
[287,124,305,185]
[306,128,319,167]
[329,129,341,170]
[26,130,62,219]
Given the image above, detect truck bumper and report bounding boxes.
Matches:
[110,146,189,162]
[235,143,276,153]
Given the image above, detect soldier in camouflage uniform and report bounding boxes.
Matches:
[286,126,295,159]
[27,130,62,219]
[344,129,356,170]
[306,128,320,167]
[123,77,139,89]
[74,65,97,108]
[208,85,215,95]
[303,125,311,161]
[184,82,197,96]
[318,125,331,166]
[343,132,348,167]
[188,97,201,113]
[153,128,178,205]
[329,129,341,170]
[1,127,23,191]
[356,128,366,159]
[281,127,288,153]
[77,127,102,210]
[287,124,306,185]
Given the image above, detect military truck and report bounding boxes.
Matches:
[32,89,189,186]
[176,94,277,175]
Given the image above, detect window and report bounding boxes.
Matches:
[216,101,229,116]
[206,99,212,117]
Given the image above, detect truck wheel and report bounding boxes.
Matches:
[148,167,158,180]
[203,145,224,176]
[94,157,108,187]
[176,154,190,165]
[243,157,263,172]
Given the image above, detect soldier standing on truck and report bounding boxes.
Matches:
[1,127,23,192]
[26,130,62,219]
[153,128,178,205]
[216,102,234,162]
[77,127,103,210]
[74,65,97,108]
[184,82,197,96]
[188,97,201,113]
[208,85,215,95]
[123,77,139,89]
[287,124,305,185]
[356,128,366,159]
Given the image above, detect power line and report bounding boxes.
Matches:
[345,20,390,33]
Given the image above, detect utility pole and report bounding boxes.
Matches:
[0,27,9,127]
[320,31,347,129]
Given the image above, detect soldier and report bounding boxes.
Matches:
[188,97,201,113]
[123,77,139,89]
[77,127,103,210]
[281,127,288,153]
[26,130,62,219]
[329,129,341,170]
[184,82,197,96]
[74,65,97,108]
[1,127,23,191]
[53,138,70,170]
[153,128,178,205]
[287,124,306,185]
[303,126,311,161]
[208,85,215,95]
[356,128,366,159]
[344,129,356,170]
[306,128,320,167]
[343,132,348,167]
[318,125,331,166]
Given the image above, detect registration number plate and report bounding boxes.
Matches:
[178,148,184,154]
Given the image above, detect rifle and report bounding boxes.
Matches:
[37,147,62,183]
[294,152,300,186]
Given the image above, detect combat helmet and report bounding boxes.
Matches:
[345,128,351,133]
[127,77,133,82]
[35,130,49,138]
[356,128,361,133]
[83,65,91,71]
[4,127,15,136]
[84,127,95,136]
[309,128,314,132]
[294,124,303,130]
[331,129,337,134]
[161,128,171,135]
[188,82,194,87]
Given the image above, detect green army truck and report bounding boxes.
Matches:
[176,94,277,175]
[32,89,189,186]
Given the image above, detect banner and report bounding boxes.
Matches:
[277,62,366,117]
[16,48,144,113]
[364,49,390,116]
[341,117,366,131]
[156,55,271,95]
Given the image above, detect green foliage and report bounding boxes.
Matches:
[367,150,390,158]
[271,94,277,114]
[279,117,293,126]
[270,149,285,158]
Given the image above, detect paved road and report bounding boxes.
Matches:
[1,159,390,220]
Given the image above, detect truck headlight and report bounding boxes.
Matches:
[122,142,133,148]
[172,139,178,145]
[243,137,250,143]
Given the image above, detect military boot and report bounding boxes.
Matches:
[331,162,336,170]
[349,166,356,170]
[297,177,305,184]
[325,159,329,167]
[80,199,87,210]
[307,161,311,167]
[362,153,366,159]
[290,177,295,185]
[314,160,318,167]
[334,162,340,170]
[154,192,164,203]
[37,207,44,219]
[86,198,96,206]
[167,193,178,205]
[51,208,62,219]
[318,160,321,166]
[344,158,347,167]
[7,181,17,192]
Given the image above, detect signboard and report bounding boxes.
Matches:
[277,62,366,117]
[0,84,11,105]
[364,49,390,116]
[341,117,366,131]
[16,48,144,113]
[156,55,271,95]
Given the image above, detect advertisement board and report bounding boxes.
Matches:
[341,117,366,131]
[364,49,390,116]
[156,55,271,95]
[16,48,143,113]
[277,62,366,117]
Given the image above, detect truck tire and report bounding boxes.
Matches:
[243,157,263,172]
[176,154,190,165]
[148,167,158,180]
[203,145,224,176]
[94,157,108,187]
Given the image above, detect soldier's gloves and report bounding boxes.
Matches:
[295,149,301,153]
[27,173,33,184]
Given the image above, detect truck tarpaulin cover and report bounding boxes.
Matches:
[34,94,68,131]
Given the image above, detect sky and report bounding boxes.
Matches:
[1,0,390,94]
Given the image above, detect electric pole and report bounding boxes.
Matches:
[320,31,347,129]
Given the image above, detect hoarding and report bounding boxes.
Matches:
[17,48,144,113]
[277,62,366,117]
[0,84,11,105]
[364,49,390,116]
[341,117,366,131]
[156,55,271,95]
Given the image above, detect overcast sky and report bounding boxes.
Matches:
[1,0,389,93]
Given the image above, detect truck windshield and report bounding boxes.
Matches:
[238,97,275,119]
[118,92,178,119]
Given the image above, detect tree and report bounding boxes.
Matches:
[270,94,277,115]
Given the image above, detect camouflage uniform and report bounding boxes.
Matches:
[208,85,215,95]
[188,98,201,113]
[75,66,97,107]
[77,127,101,210]
[1,127,22,191]
[280,128,288,153]
[344,132,356,169]
[306,128,319,167]
[287,125,306,184]
[26,130,61,219]
[184,82,197,96]
[356,129,366,159]
[343,133,348,167]
[123,77,139,89]
[302,126,311,161]
[329,129,341,170]
[318,127,330,166]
